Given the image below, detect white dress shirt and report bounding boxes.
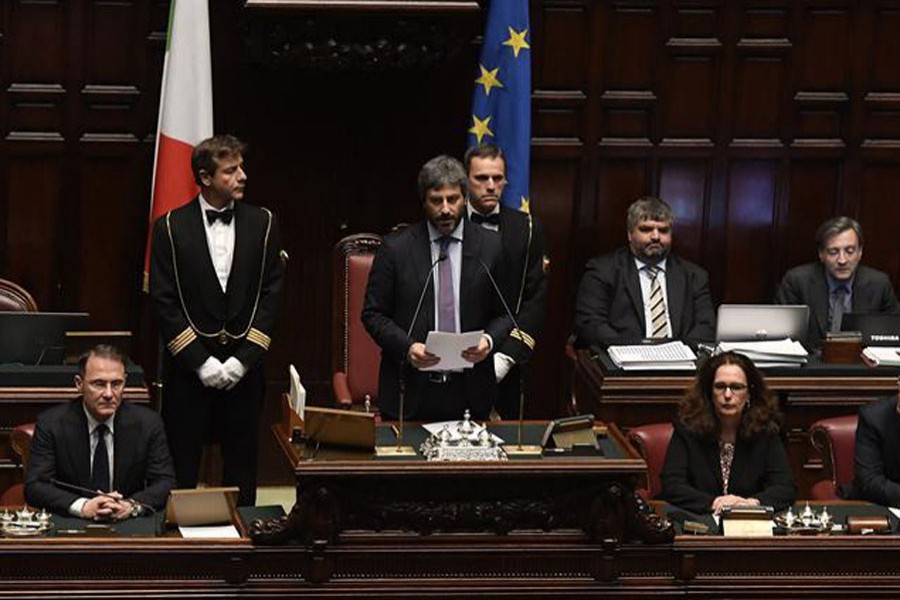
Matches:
[198,195,235,293]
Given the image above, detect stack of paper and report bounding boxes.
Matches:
[862,346,900,367]
[607,341,697,371]
[716,339,808,368]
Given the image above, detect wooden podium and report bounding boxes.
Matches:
[253,400,672,584]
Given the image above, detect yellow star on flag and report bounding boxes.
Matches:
[502,27,530,58]
[468,114,494,145]
[475,64,504,96]
[520,197,530,213]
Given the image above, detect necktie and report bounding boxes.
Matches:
[647,266,669,338]
[830,285,848,332]
[437,237,456,332]
[470,212,501,226]
[91,423,110,493]
[205,209,234,225]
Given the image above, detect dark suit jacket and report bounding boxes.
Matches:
[149,197,285,371]
[361,219,513,419]
[25,401,176,514]
[774,263,899,347]
[491,206,548,364]
[850,396,900,507]
[574,247,716,348]
[660,421,796,514]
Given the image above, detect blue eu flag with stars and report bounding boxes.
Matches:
[468,1,531,212]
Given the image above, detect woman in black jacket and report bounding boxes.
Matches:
[661,351,796,515]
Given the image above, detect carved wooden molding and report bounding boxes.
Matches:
[242,0,481,71]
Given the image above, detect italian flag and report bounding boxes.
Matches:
[143,0,213,290]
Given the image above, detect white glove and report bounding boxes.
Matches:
[196,357,229,389]
[222,357,247,390]
[493,352,515,383]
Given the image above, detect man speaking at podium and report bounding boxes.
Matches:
[362,155,512,421]
[25,345,176,520]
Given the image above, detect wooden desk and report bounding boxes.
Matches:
[0,503,899,596]
[574,348,900,496]
[255,413,672,584]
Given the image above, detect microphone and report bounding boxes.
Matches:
[406,250,448,340]
[47,478,159,519]
[476,258,542,455]
[376,248,447,457]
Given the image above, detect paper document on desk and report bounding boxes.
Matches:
[607,341,697,370]
[862,346,900,367]
[179,524,241,539]
[717,339,808,366]
[422,330,484,371]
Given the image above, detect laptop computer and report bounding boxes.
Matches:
[0,312,90,365]
[716,305,809,342]
[841,312,900,346]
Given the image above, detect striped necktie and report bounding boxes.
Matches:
[647,265,669,338]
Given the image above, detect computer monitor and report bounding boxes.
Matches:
[0,312,90,365]
[715,305,809,342]
[841,312,900,346]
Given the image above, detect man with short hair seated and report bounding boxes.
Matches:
[24,344,176,520]
[574,196,716,348]
[774,216,899,347]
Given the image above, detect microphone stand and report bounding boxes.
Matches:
[477,259,542,456]
[375,253,447,457]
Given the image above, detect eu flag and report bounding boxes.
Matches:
[468,1,531,212]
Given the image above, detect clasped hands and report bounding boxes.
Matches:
[711,494,760,516]
[407,335,491,370]
[82,491,135,521]
[196,356,246,390]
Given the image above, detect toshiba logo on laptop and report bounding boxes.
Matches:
[871,334,900,342]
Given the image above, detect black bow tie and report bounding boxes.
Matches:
[205,209,234,225]
[471,212,500,226]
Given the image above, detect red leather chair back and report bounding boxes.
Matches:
[809,414,858,500]
[332,234,382,408]
[1,422,35,506]
[627,422,674,499]
[0,278,38,312]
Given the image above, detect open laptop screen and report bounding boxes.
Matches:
[841,312,900,346]
[0,312,90,365]
[716,305,809,342]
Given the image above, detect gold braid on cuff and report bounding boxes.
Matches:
[167,328,197,356]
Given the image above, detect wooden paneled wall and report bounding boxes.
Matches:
[1,2,899,483]
[528,0,900,412]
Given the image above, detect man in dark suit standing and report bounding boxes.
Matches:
[851,382,900,507]
[150,135,284,506]
[574,196,716,348]
[774,216,898,347]
[464,145,547,419]
[25,345,176,519]
[362,155,512,421]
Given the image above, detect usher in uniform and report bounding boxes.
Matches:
[150,197,284,506]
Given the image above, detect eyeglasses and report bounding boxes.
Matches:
[87,379,125,393]
[713,382,748,394]
[823,246,858,258]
